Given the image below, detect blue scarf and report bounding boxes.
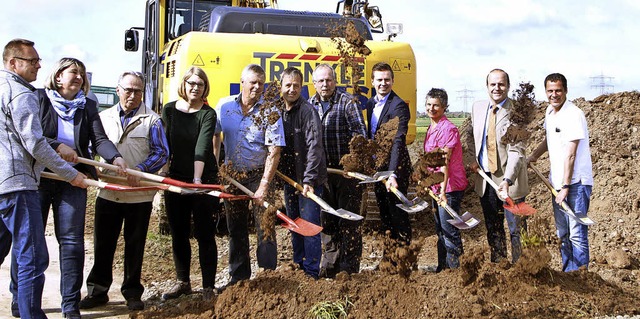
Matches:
[46,88,86,121]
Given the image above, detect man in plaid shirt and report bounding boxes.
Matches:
[309,64,367,278]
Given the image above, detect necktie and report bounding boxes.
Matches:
[487,106,498,173]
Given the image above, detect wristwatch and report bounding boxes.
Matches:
[504,178,514,186]
[561,184,570,189]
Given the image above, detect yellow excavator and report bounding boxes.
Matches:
[124,0,416,143]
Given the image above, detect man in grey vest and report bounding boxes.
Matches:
[79,71,169,311]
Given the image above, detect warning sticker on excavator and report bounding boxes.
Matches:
[390,59,412,73]
[192,54,205,66]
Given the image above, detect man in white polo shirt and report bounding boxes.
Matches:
[529,73,593,272]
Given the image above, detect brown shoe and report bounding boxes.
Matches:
[162,281,192,300]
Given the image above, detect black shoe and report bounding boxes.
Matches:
[162,281,192,300]
[63,311,82,319]
[79,294,109,309]
[11,300,19,318]
[126,298,145,311]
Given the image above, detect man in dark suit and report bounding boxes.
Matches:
[365,62,412,246]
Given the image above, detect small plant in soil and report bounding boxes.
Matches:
[308,295,353,319]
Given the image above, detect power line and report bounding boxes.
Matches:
[456,87,474,116]
[590,72,614,95]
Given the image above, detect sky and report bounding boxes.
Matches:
[2,0,639,113]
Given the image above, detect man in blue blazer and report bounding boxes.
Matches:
[365,62,413,248]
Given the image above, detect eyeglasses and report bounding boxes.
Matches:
[185,80,205,88]
[14,56,42,66]
[118,84,143,95]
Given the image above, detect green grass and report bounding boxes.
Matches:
[415,116,468,144]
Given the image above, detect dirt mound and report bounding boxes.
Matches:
[127,91,640,318]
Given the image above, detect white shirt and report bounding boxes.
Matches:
[544,100,593,188]
[370,94,389,136]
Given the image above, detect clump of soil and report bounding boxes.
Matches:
[340,134,378,174]
[411,149,448,198]
[329,19,371,100]
[260,198,282,241]
[377,232,422,278]
[373,117,399,168]
[251,80,283,129]
[502,81,536,145]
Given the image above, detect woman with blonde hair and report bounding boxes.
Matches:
[161,66,221,299]
[9,57,127,319]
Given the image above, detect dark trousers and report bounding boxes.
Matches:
[479,181,526,263]
[320,174,363,276]
[374,178,412,246]
[85,198,152,300]
[225,173,277,283]
[165,191,219,288]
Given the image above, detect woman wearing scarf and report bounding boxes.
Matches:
[11,57,128,319]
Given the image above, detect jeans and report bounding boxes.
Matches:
[434,191,464,270]
[225,173,277,283]
[552,182,591,272]
[15,179,87,314]
[85,198,152,300]
[165,191,219,288]
[480,182,527,263]
[1,190,49,319]
[320,174,363,276]
[284,183,322,278]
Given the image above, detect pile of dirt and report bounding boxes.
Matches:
[126,91,640,318]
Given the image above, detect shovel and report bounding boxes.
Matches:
[77,157,226,191]
[92,171,248,200]
[326,168,428,213]
[426,189,479,230]
[275,171,363,221]
[223,175,322,237]
[528,164,595,226]
[42,172,165,192]
[476,169,537,216]
[326,168,394,184]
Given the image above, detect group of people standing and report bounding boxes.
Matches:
[427,68,593,275]
[0,36,593,319]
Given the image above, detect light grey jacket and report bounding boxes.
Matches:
[0,70,78,195]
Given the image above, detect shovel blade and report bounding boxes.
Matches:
[280,217,323,237]
[372,171,394,181]
[459,212,480,228]
[395,197,429,213]
[504,198,537,216]
[322,208,363,221]
[447,219,473,230]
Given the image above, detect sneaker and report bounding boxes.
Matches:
[63,311,82,319]
[11,300,19,318]
[126,298,145,311]
[161,281,192,300]
[79,294,109,309]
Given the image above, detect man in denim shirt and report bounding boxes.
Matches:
[214,64,285,285]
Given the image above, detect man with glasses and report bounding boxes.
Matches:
[79,71,169,311]
[0,38,87,319]
[309,63,366,278]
